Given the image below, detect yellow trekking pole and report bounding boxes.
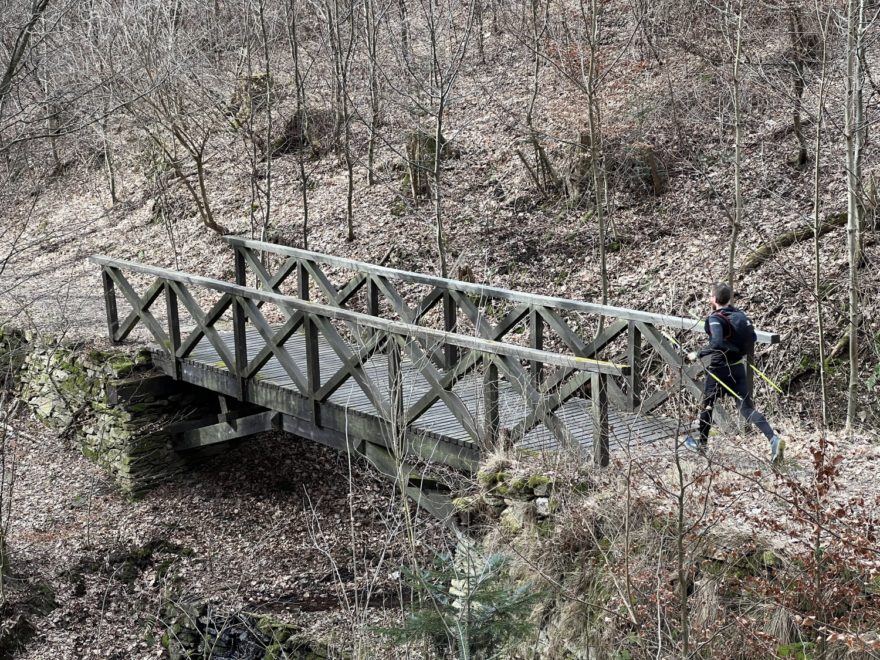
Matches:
[750,364,783,394]
[660,330,743,401]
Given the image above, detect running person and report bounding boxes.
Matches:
[684,283,785,464]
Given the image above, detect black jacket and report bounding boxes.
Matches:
[697,305,756,368]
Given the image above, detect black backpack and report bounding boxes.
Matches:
[711,307,756,358]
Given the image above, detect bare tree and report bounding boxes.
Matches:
[285,0,313,248]
[718,0,746,292]
[844,0,866,429]
[362,0,384,186]
[812,6,831,427]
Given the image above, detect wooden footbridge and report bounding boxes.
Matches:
[89,238,778,515]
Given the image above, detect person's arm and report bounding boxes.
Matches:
[695,315,726,359]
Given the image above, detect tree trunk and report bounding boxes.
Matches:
[728,2,744,292]
[844,0,865,429]
[586,0,607,308]
[813,9,831,427]
[286,0,310,249]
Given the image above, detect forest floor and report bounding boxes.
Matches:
[3,411,448,658]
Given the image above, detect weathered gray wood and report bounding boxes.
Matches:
[509,369,592,443]
[102,269,120,342]
[243,311,305,382]
[303,259,348,308]
[224,237,780,343]
[627,321,641,411]
[315,331,384,401]
[304,315,321,425]
[165,284,181,379]
[280,413,355,453]
[443,291,458,369]
[175,411,279,451]
[106,269,167,345]
[312,315,390,420]
[636,321,702,397]
[177,293,233,359]
[240,299,307,393]
[388,337,404,431]
[235,247,247,287]
[399,339,482,443]
[483,358,499,449]
[403,349,481,425]
[592,372,609,466]
[169,281,236,371]
[241,246,275,292]
[535,313,627,395]
[494,353,575,448]
[529,307,543,390]
[233,296,248,398]
[89,256,627,375]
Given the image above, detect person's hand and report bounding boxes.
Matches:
[687,351,698,362]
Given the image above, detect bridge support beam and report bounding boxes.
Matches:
[592,372,609,466]
[173,410,280,451]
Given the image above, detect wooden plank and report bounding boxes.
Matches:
[243,312,305,379]
[590,374,610,467]
[105,269,167,345]
[90,256,628,375]
[312,315,391,420]
[169,281,236,371]
[174,411,279,451]
[165,284,181,379]
[281,413,355,453]
[315,332,386,401]
[493,353,575,449]
[483,357,499,449]
[102,269,120,341]
[529,307,543,390]
[627,320,641,411]
[240,299,308,393]
[177,293,233,359]
[509,369,592,442]
[221,238,782,344]
[400,339,481,443]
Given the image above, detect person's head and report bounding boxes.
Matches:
[710,283,732,309]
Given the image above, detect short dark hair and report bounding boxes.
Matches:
[713,283,732,305]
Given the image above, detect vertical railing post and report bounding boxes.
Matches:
[483,356,499,450]
[367,276,379,317]
[388,336,404,433]
[297,260,309,300]
[592,372,609,466]
[234,247,247,288]
[165,282,181,380]
[102,269,119,343]
[627,320,642,411]
[529,307,544,390]
[367,276,380,348]
[299,264,321,424]
[232,294,248,400]
[443,290,458,369]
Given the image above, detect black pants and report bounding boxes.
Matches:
[698,362,775,443]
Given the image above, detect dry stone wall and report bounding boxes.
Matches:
[3,328,206,497]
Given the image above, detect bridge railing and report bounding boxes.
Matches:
[90,255,630,465]
[226,237,780,426]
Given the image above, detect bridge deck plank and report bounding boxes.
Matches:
[158,327,679,454]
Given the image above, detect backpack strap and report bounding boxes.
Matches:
[710,309,734,340]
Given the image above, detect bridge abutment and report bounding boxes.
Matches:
[5,330,223,496]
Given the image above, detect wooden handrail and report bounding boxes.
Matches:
[89,255,629,376]
[225,236,781,345]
